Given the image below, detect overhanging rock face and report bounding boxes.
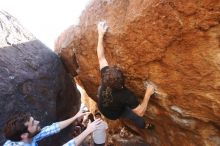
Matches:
[55,0,220,145]
[0,11,80,145]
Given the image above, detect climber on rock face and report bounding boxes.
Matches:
[96,21,155,129]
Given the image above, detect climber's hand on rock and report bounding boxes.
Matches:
[97,21,108,36]
[146,84,155,96]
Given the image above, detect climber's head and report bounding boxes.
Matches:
[102,66,124,90]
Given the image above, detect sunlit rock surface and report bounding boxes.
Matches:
[0,11,80,146]
[55,0,220,145]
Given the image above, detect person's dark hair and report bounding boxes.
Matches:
[88,113,94,122]
[102,66,124,90]
[4,112,31,141]
[95,112,101,117]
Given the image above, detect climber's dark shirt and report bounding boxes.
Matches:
[98,66,139,120]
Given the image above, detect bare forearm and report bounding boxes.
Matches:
[58,116,77,130]
[132,92,151,116]
[97,35,105,60]
[74,129,91,146]
[140,92,151,113]
[97,35,108,69]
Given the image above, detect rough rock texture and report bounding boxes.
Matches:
[111,135,149,146]
[55,0,220,145]
[0,11,80,145]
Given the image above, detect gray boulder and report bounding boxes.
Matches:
[0,11,80,145]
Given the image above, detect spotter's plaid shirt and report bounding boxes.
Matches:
[3,123,61,146]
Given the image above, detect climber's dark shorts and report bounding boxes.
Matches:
[94,143,105,146]
[120,107,145,129]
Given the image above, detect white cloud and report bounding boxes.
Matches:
[1,0,91,49]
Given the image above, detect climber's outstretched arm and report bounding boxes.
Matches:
[97,21,109,70]
[132,84,154,116]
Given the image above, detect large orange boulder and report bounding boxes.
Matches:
[55,0,220,145]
